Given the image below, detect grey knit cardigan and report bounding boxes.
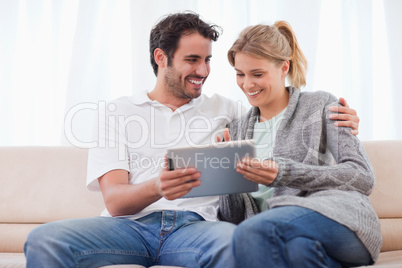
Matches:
[218,87,382,262]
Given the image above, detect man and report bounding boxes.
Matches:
[24,11,360,268]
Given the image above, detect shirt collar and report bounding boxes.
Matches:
[130,90,153,105]
[130,90,200,110]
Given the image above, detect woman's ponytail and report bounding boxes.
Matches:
[274,21,308,89]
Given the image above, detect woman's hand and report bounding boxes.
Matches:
[236,157,279,186]
[216,128,231,142]
[329,97,360,135]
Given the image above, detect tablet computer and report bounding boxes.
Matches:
[166,139,258,198]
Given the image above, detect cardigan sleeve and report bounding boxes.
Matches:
[271,94,375,196]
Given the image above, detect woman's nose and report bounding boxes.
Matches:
[243,76,254,90]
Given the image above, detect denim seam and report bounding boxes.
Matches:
[159,248,204,256]
[314,240,326,264]
[74,249,150,258]
[156,211,177,263]
[269,222,283,266]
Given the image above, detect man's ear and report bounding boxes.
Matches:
[154,48,167,68]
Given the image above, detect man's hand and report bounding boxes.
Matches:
[98,157,201,216]
[157,156,201,200]
[329,97,360,135]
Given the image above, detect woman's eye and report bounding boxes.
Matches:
[254,73,262,77]
[236,73,244,77]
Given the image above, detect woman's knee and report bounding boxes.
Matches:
[233,214,279,251]
[286,237,342,268]
[234,212,277,239]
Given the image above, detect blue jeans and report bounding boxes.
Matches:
[233,206,373,268]
[24,211,236,268]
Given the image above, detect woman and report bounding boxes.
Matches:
[218,21,382,267]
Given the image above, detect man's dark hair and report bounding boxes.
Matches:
[149,11,222,76]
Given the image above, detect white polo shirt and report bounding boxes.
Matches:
[86,91,245,221]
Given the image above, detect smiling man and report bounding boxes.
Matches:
[24,11,361,268]
[24,11,241,268]
[149,30,212,107]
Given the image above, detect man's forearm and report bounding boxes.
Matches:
[99,170,162,217]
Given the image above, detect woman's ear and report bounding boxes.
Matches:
[154,48,167,68]
[281,60,290,78]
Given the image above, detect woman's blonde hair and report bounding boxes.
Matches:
[228,21,308,89]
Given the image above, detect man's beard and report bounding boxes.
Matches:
[164,66,202,100]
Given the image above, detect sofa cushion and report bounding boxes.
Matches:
[0,146,105,224]
[356,250,402,267]
[0,224,40,253]
[0,253,26,268]
[363,141,402,253]
[0,146,105,254]
[364,140,402,219]
[377,219,402,252]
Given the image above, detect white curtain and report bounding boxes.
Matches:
[1,0,401,146]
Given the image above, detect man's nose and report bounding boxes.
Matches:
[196,62,209,77]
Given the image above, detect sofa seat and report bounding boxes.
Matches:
[368,251,402,267]
[1,140,402,267]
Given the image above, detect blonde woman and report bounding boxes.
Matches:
[218,21,381,267]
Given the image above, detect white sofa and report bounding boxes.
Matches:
[1,141,402,267]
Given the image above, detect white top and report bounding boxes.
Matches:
[86,91,245,221]
[251,108,287,211]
